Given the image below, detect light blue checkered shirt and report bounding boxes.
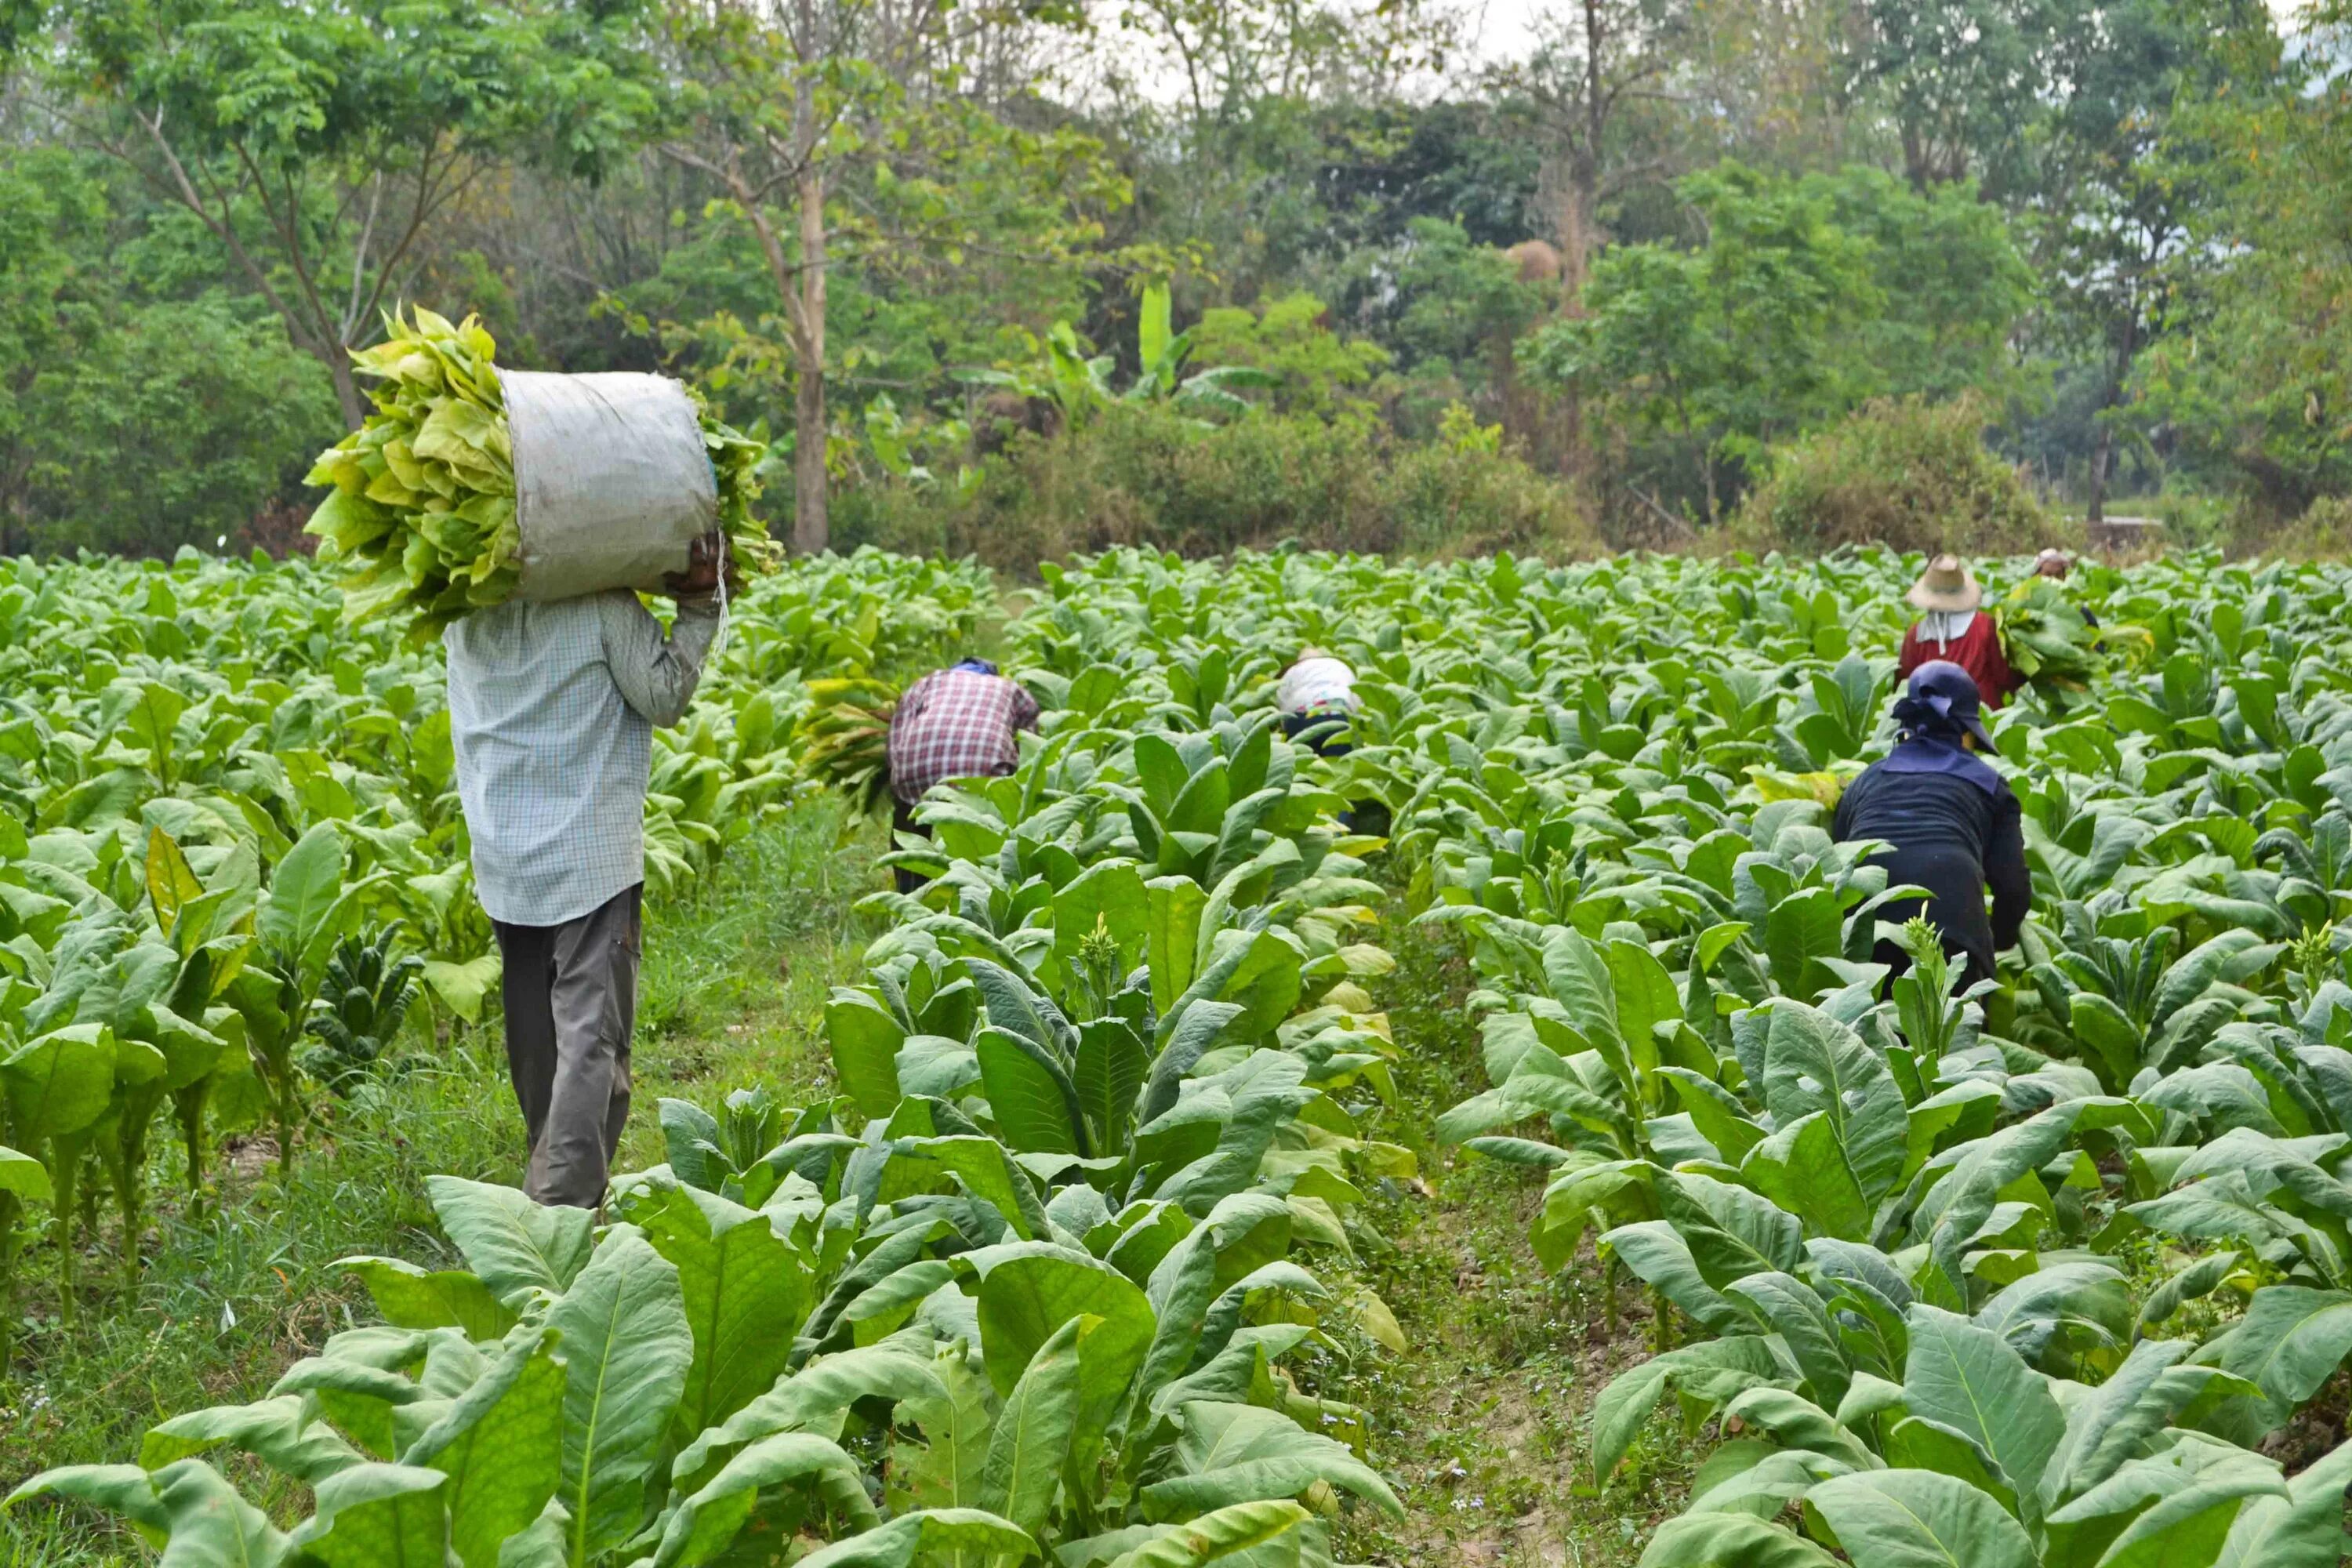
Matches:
[445,590,720,927]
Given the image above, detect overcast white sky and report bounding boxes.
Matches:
[1457,0,2311,68]
[1084,0,2321,110]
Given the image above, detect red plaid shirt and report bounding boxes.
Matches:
[887,670,1040,804]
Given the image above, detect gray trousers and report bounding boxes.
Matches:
[492,884,641,1208]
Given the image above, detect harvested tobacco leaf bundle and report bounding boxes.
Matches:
[1995,575,2148,691]
[796,675,901,814]
[305,307,778,638]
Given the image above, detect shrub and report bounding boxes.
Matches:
[1733,395,2058,556]
[2252,494,2352,561]
[837,401,1600,568]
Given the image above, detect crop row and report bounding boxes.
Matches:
[16,542,2352,1567]
[1026,545,2352,1566]
[0,546,993,1346]
[6,550,1417,1564]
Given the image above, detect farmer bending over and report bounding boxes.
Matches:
[1832,662,2030,987]
[446,532,730,1210]
[1277,646,1359,755]
[2035,547,2101,634]
[886,658,1040,893]
[1898,554,2016,707]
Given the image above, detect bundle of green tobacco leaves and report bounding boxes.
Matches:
[1996,575,2104,686]
[305,307,779,637]
[795,675,901,814]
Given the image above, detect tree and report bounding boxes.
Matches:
[2130,2,2345,512]
[37,0,656,426]
[654,0,1136,553]
[1521,161,2031,523]
[1087,0,1456,312]
[0,147,338,556]
[1850,0,2068,193]
[2027,0,2273,521]
[1494,0,1694,298]
[0,146,103,556]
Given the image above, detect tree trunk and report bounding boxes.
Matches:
[789,0,829,557]
[2085,421,2114,526]
[1557,187,1594,480]
[2085,310,2141,527]
[328,348,366,430]
[792,169,829,557]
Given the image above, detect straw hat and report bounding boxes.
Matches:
[1907,554,1981,613]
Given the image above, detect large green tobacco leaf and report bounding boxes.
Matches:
[9,1459,289,1564]
[2035,1338,2208,1512]
[979,1314,1089,1540]
[1592,1335,1788,1483]
[827,990,908,1120]
[339,1257,521,1342]
[257,821,344,970]
[675,1330,949,1483]
[977,1026,1087,1154]
[880,1134,1049,1239]
[2042,1432,2286,1567]
[1802,1468,2036,1568]
[971,1247,1156,1399]
[1600,1222,1748,1336]
[1637,1511,1839,1566]
[2,1023,117,1138]
[894,1344,997,1514]
[401,1327,565,1568]
[1724,1272,1849,1407]
[2213,1431,2352,1566]
[544,1228,695,1561]
[1148,877,1209,1014]
[1140,1401,1402,1520]
[1900,1306,2065,1522]
[1075,1019,1150,1152]
[1541,926,1622,1057]
[1755,1000,1907,1206]
[1656,1171,1804,1290]
[1095,1498,1318,1566]
[1741,1111,1874,1243]
[2210,1285,2352,1432]
[966,958,1068,1056]
[632,1183,811,1437]
[791,1508,1036,1568]
[424,1177,594,1307]
[1152,1050,1318,1211]
[652,1432,874,1567]
[140,1396,364,1485]
[281,1462,452,1567]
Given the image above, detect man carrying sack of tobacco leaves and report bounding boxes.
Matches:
[445,531,733,1210]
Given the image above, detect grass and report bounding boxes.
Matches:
[1324,915,1698,1568]
[1,791,886,1563]
[1,793,1689,1567]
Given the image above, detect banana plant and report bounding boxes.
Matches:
[962,281,1279,430]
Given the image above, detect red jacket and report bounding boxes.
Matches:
[1899,614,2016,709]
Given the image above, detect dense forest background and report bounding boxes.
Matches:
[2,0,2350,566]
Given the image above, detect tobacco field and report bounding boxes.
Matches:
[7,543,2352,1566]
